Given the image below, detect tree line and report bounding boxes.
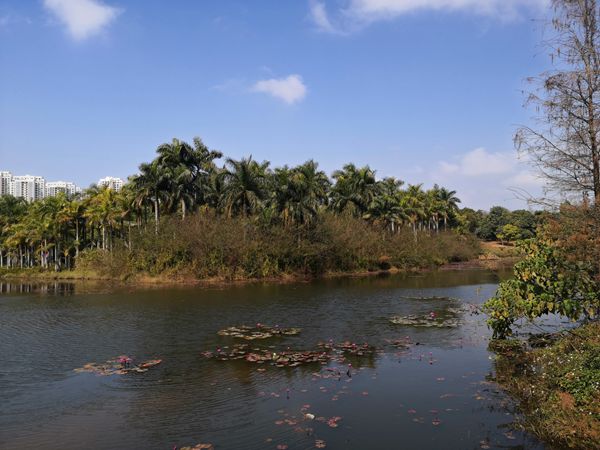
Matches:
[0,136,470,271]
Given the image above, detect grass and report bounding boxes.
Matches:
[480,241,523,258]
[491,322,600,449]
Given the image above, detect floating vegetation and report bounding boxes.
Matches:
[74,356,162,376]
[179,444,213,450]
[217,324,301,340]
[202,343,329,367]
[390,314,460,328]
[202,338,376,368]
[399,296,455,302]
[385,336,414,349]
[317,341,376,357]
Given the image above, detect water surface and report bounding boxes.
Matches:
[0,271,546,449]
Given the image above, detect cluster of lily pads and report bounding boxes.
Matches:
[316,340,376,357]
[390,314,460,328]
[217,324,301,340]
[74,356,162,376]
[202,343,330,367]
[178,444,213,450]
[399,295,456,302]
[387,296,470,328]
[203,325,377,368]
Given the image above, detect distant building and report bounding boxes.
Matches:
[0,171,12,196]
[11,175,46,202]
[98,176,124,191]
[1,170,83,201]
[46,181,80,197]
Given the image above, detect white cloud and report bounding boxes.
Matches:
[436,147,542,179]
[431,147,545,209]
[348,0,547,20]
[252,74,308,105]
[505,169,543,188]
[460,147,514,176]
[44,0,120,41]
[309,0,341,34]
[310,0,548,34]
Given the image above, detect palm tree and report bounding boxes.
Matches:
[60,198,85,258]
[330,164,378,216]
[296,160,331,209]
[204,167,226,211]
[401,184,426,238]
[437,186,461,230]
[364,194,407,233]
[36,194,70,270]
[156,137,223,219]
[156,138,194,219]
[0,196,28,268]
[131,161,165,234]
[220,156,269,217]
[190,136,223,203]
[271,160,330,226]
[85,187,123,250]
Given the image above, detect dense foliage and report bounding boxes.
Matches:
[484,204,600,338]
[458,206,541,242]
[75,212,480,280]
[0,136,483,278]
[492,322,600,449]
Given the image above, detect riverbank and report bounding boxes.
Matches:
[491,322,600,450]
[0,253,514,287]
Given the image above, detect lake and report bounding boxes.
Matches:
[0,270,547,450]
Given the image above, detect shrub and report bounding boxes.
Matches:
[77,211,480,281]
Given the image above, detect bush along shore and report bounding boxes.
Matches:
[0,212,482,283]
[484,205,600,450]
[490,322,600,449]
[0,135,525,283]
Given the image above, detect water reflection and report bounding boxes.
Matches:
[0,269,545,450]
[0,281,78,295]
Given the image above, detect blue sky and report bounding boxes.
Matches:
[0,0,551,209]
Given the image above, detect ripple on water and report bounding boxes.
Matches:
[0,273,546,450]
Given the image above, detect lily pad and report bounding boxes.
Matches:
[74,357,162,376]
[217,325,301,340]
[390,315,460,328]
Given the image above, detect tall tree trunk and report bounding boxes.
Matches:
[154,198,159,235]
[55,241,60,271]
[75,220,80,258]
[583,0,600,201]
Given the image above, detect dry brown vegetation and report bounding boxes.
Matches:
[75,211,481,282]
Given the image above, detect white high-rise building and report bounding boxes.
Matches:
[46,181,80,197]
[2,170,82,201]
[98,176,124,191]
[11,175,46,202]
[0,171,12,196]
